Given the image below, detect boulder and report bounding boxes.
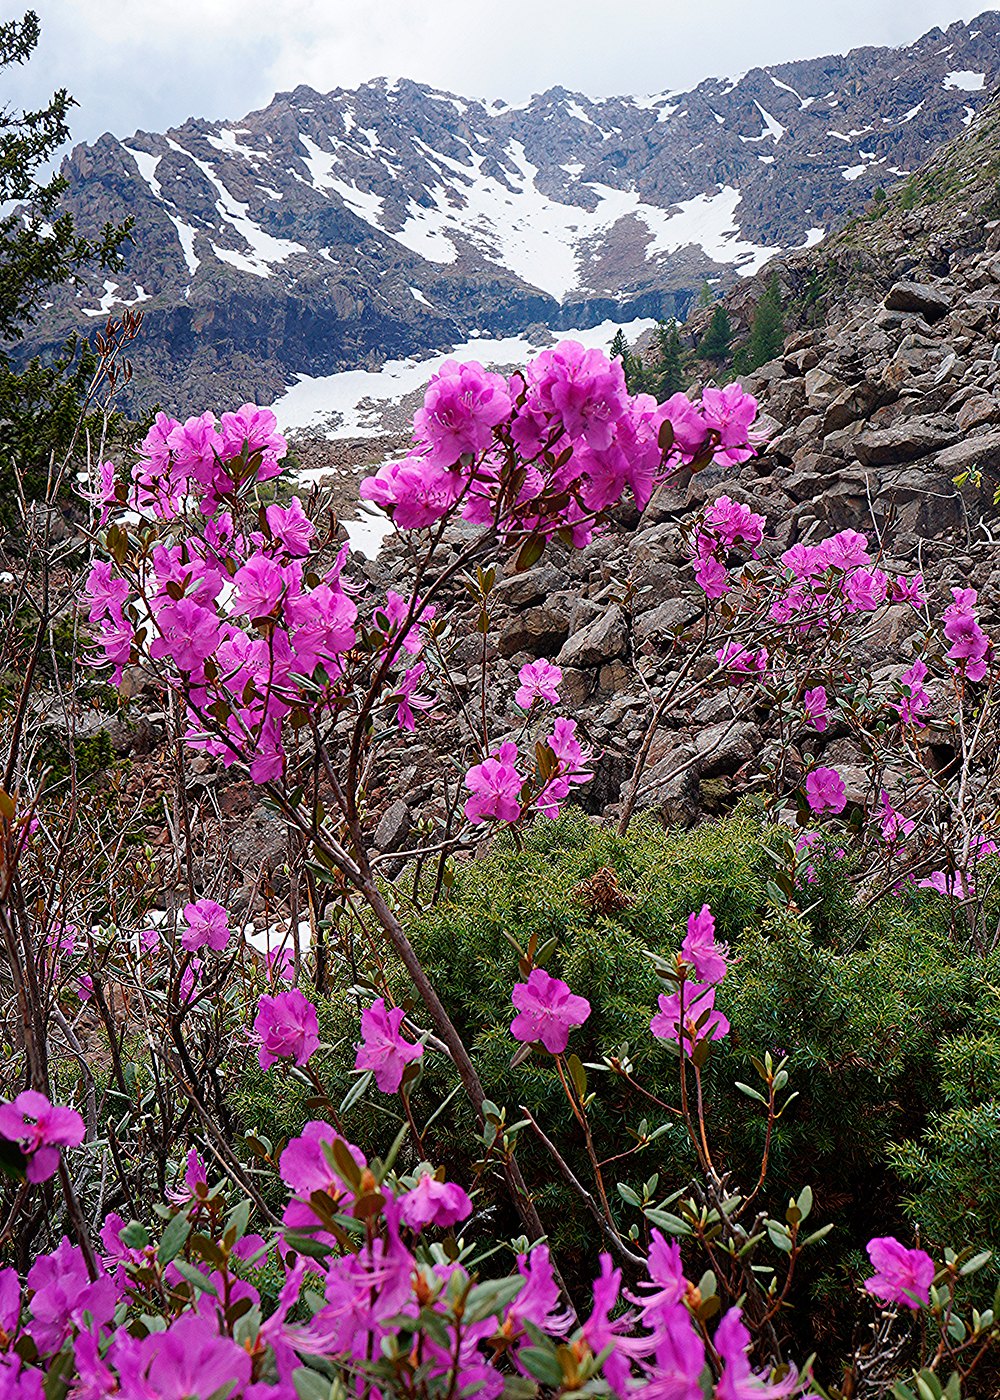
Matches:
[853,416,957,466]
[884,281,952,321]
[557,605,627,668]
[934,430,1000,475]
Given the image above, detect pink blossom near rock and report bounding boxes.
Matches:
[650,983,730,1045]
[179,898,231,953]
[943,587,990,681]
[693,553,729,599]
[354,997,424,1093]
[400,1170,473,1231]
[699,384,761,466]
[892,573,925,608]
[895,658,931,724]
[394,662,434,732]
[232,553,292,618]
[0,1091,85,1184]
[515,659,562,709]
[703,494,765,549]
[879,791,915,844]
[805,766,847,815]
[537,717,594,819]
[864,1236,935,1310]
[803,686,828,732]
[918,869,970,899]
[464,742,524,825]
[681,904,729,984]
[715,641,768,681]
[815,528,870,571]
[253,988,320,1070]
[414,359,512,467]
[26,1238,116,1354]
[844,568,888,613]
[510,967,591,1054]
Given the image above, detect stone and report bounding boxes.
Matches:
[803,367,844,407]
[374,800,411,853]
[853,416,957,466]
[498,604,570,658]
[955,397,998,432]
[884,280,952,321]
[557,605,627,668]
[934,430,1000,475]
[696,721,760,779]
[493,565,565,609]
[633,597,701,644]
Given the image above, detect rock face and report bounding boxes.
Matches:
[24,13,1000,411]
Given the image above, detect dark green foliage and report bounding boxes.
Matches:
[0,11,131,515]
[742,274,785,371]
[697,280,716,308]
[652,319,685,397]
[698,305,732,364]
[232,810,1000,1321]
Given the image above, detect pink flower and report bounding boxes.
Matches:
[715,641,768,681]
[149,597,220,674]
[179,898,231,952]
[715,1307,797,1398]
[359,455,464,530]
[279,1121,366,1199]
[233,553,292,618]
[464,742,524,825]
[660,392,708,457]
[895,658,931,724]
[220,402,287,465]
[515,659,562,709]
[805,766,847,815]
[400,1171,473,1231]
[26,1238,115,1355]
[510,968,591,1054]
[394,662,434,731]
[943,587,990,681]
[918,869,970,899]
[879,791,915,844]
[0,1092,85,1184]
[693,554,729,599]
[647,1305,707,1400]
[355,997,423,1093]
[892,573,925,608]
[651,982,729,1045]
[704,494,765,549]
[266,496,314,555]
[864,1236,934,1310]
[681,904,728,984]
[700,384,760,466]
[133,1312,253,1400]
[803,686,828,732]
[414,359,512,467]
[526,340,628,450]
[816,529,870,571]
[254,989,320,1070]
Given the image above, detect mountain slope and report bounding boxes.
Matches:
[28,11,1000,411]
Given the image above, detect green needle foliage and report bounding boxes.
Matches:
[0,10,131,511]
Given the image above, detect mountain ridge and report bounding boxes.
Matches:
[25,10,1000,411]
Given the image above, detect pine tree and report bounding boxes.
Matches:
[609,327,632,380]
[0,11,131,505]
[697,281,715,308]
[744,274,785,371]
[698,305,732,365]
[653,320,685,398]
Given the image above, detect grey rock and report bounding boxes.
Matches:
[884,280,952,320]
[557,605,627,668]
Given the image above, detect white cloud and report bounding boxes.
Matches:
[5,0,994,151]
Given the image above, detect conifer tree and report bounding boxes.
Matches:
[697,280,715,308]
[698,304,732,365]
[0,11,131,505]
[744,274,785,371]
[653,319,685,397]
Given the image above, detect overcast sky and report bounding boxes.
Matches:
[3,0,996,150]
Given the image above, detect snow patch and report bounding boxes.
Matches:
[123,146,162,199]
[944,70,985,91]
[167,215,200,274]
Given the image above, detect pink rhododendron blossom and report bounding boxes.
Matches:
[254,989,320,1070]
[515,659,562,709]
[149,598,220,674]
[179,898,231,952]
[647,1306,707,1400]
[651,982,729,1045]
[844,568,888,612]
[699,384,760,466]
[279,1121,366,1199]
[414,360,511,467]
[918,869,970,899]
[537,717,594,818]
[715,1307,798,1399]
[704,494,765,549]
[266,496,315,555]
[805,766,847,815]
[400,1171,473,1231]
[716,641,768,681]
[803,686,828,732]
[26,1238,115,1354]
[464,742,524,825]
[693,553,729,599]
[360,455,465,530]
[892,573,925,608]
[864,1236,934,1310]
[394,662,434,731]
[681,904,728,984]
[132,1312,253,1400]
[510,968,591,1054]
[525,341,628,450]
[943,587,990,681]
[895,658,931,723]
[879,791,915,844]
[0,1092,85,1184]
[355,997,424,1093]
[816,528,870,571]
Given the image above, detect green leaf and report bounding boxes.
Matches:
[157,1212,191,1265]
[960,1250,991,1276]
[171,1259,218,1296]
[517,1346,564,1388]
